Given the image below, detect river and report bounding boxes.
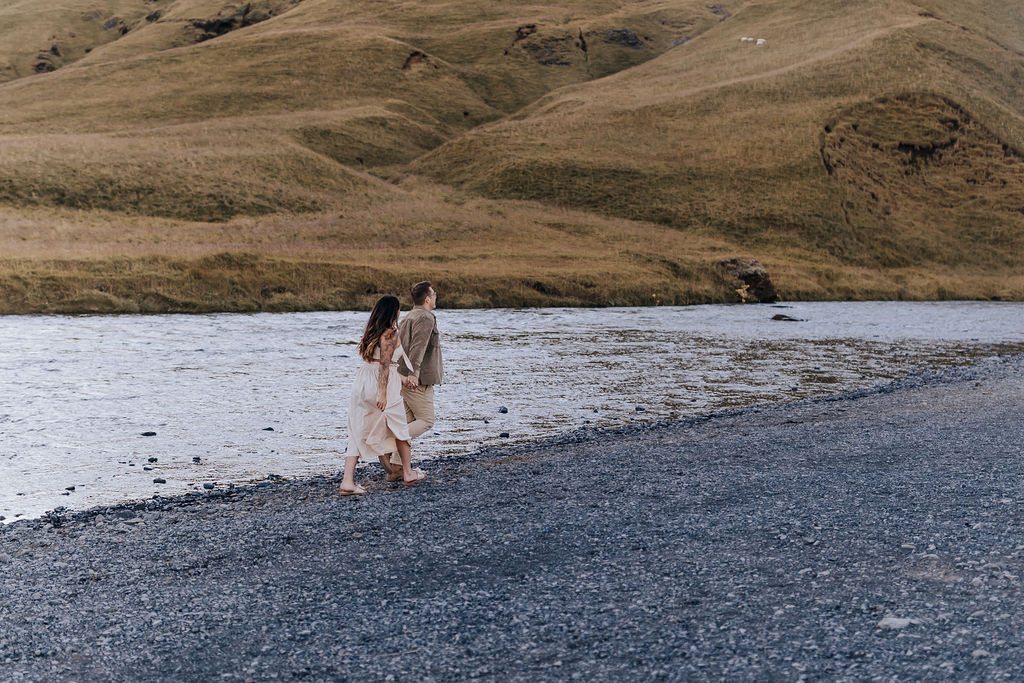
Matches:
[1,301,1022,520]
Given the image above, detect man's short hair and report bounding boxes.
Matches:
[411,281,433,306]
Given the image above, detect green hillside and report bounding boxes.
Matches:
[0,0,1021,312]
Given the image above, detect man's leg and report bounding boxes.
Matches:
[403,385,435,439]
[390,385,435,466]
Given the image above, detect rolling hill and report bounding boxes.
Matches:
[0,0,1021,312]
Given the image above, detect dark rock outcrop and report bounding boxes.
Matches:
[523,36,574,66]
[717,258,779,303]
[514,25,537,42]
[605,28,644,49]
[186,1,304,43]
[402,51,429,71]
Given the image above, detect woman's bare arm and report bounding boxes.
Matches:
[376,330,397,407]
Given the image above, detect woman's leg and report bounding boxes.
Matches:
[396,440,412,478]
[340,456,364,493]
[396,440,425,484]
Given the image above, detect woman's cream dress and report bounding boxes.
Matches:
[345,343,411,461]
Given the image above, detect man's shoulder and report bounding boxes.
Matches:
[399,308,426,332]
[404,308,435,323]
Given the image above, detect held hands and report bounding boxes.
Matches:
[402,375,420,390]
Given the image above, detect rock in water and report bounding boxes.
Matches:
[153,478,166,484]
[717,258,779,303]
[498,406,509,414]
[140,431,157,437]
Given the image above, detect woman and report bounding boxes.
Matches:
[341,295,427,494]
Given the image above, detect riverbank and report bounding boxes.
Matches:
[2,354,1023,679]
[1,250,1022,315]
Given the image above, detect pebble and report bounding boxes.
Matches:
[263,427,275,431]
[877,617,919,630]
[153,478,166,484]
[499,432,509,438]
[140,432,157,437]
[203,483,215,490]
[65,486,75,492]
[498,406,508,414]
[0,553,11,563]
[148,457,158,463]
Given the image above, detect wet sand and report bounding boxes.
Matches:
[1,353,1022,680]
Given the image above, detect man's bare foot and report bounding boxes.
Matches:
[378,455,403,481]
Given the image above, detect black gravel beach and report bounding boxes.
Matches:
[2,354,1023,681]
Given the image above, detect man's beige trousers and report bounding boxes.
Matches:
[389,385,435,465]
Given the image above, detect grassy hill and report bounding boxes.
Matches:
[0,0,1021,312]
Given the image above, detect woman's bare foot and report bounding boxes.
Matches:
[339,484,367,496]
[403,469,427,486]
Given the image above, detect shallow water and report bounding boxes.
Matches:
[1,301,1022,520]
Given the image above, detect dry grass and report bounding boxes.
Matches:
[0,0,1022,312]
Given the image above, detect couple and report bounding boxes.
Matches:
[341,281,443,495]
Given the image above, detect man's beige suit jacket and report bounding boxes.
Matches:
[397,306,443,386]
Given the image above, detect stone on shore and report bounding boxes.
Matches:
[877,616,920,630]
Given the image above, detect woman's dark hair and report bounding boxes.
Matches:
[359,295,400,362]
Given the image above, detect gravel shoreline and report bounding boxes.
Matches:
[2,354,1023,680]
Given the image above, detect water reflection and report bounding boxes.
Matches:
[1,301,1022,520]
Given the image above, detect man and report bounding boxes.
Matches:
[385,281,443,476]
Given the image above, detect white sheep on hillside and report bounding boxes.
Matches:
[756,38,766,46]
